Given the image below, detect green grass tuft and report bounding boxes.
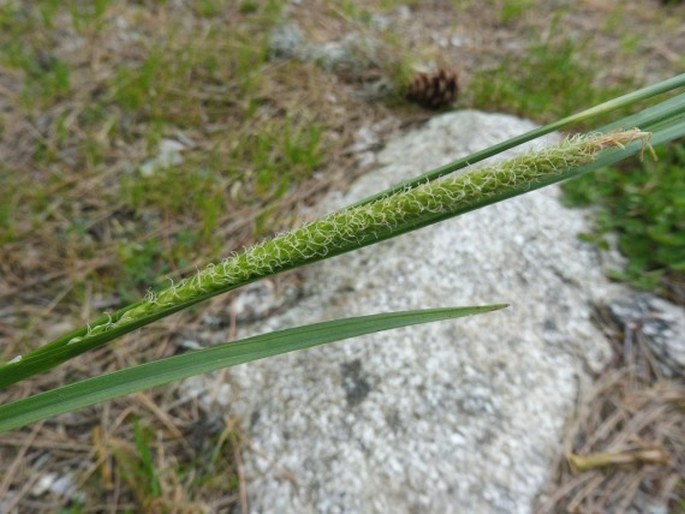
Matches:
[469,36,635,123]
[562,142,685,292]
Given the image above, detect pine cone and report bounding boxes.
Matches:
[406,69,459,109]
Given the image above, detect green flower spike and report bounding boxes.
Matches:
[74,129,652,342]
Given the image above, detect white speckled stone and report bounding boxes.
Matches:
[183,111,620,513]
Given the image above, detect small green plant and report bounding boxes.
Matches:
[499,0,534,23]
[113,50,164,114]
[196,0,222,17]
[116,239,169,300]
[110,420,163,508]
[470,35,635,122]
[239,1,259,15]
[57,503,84,514]
[562,142,685,292]
[0,168,20,243]
[68,0,111,34]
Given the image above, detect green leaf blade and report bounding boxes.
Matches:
[0,305,506,433]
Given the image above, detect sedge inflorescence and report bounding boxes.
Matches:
[67,129,651,346]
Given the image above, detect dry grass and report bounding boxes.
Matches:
[537,305,685,513]
[1,0,684,512]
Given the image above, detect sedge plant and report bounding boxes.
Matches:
[0,74,684,433]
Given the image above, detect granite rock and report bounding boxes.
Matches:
[605,293,685,377]
[268,22,378,73]
[183,111,623,513]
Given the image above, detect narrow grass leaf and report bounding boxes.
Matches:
[0,305,506,432]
